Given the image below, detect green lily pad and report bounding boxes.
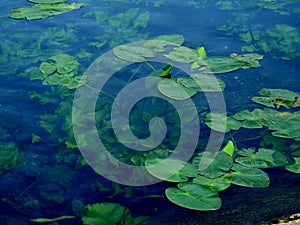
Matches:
[145,158,198,182]
[177,73,225,92]
[39,54,86,89]
[203,56,243,74]
[231,53,263,68]
[230,164,270,188]
[164,46,198,63]
[113,44,156,62]
[200,53,263,74]
[193,151,233,178]
[193,174,232,192]
[144,34,185,52]
[235,148,288,168]
[205,113,241,133]
[10,3,83,20]
[251,88,300,109]
[232,108,278,129]
[157,78,197,100]
[82,202,147,225]
[165,182,221,211]
[50,54,79,74]
[285,157,300,174]
[268,111,300,141]
[40,61,57,75]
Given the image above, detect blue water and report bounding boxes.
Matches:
[1,0,300,224]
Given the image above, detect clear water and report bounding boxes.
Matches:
[0,0,300,224]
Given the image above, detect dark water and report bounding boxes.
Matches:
[0,0,300,224]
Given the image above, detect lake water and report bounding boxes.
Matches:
[1,0,300,224]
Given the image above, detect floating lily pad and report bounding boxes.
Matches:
[232,53,263,68]
[165,182,221,211]
[235,148,288,168]
[177,73,225,92]
[82,202,147,225]
[230,164,270,188]
[113,44,156,62]
[251,88,300,109]
[193,174,232,192]
[205,113,241,133]
[285,157,300,174]
[144,34,184,52]
[203,56,243,74]
[230,107,300,141]
[193,151,233,178]
[164,46,198,63]
[10,3,83,20]
[269,112,300,141]
[145,158,198,182]
[158,78,197,100]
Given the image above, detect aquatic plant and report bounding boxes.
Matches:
[10,0,83,20]
[82,202,148,225]
[24,34,270,211]
[213,0,300,60]
[145,141,272,210]
[0,143,22,175]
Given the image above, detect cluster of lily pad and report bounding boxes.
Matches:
[113,34,263,100]
[205,88,300,175]
[144,140,286,210]
[6,1,299,214]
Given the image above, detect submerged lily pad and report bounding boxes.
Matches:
[0,143,22,174]
[158,78,197,100]
[10,2,83,20]
[165,182,221,210]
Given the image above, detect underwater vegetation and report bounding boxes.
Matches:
[0,0,299,224]
[214,0,300,60]
[17,33,300,215]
